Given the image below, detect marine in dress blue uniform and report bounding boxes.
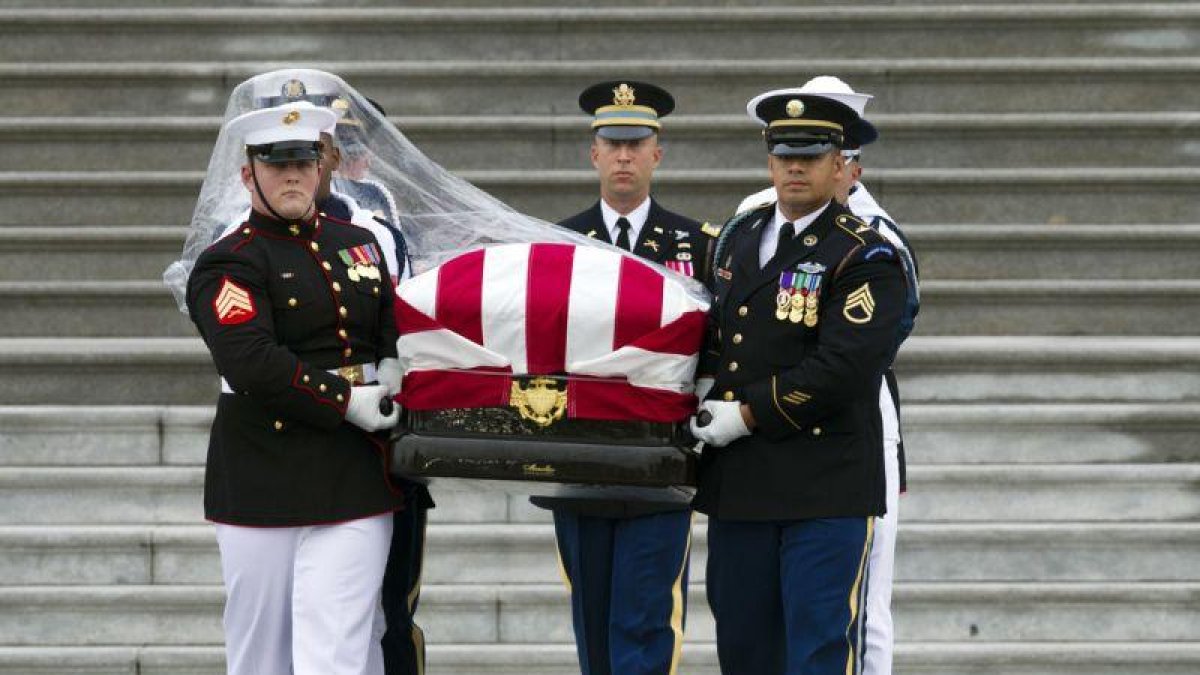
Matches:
[243,70,431,675]
[532,80,717,675]
[689,92,907,675]
[187,102,404,674]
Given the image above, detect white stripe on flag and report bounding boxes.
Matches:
[397,328,510,374]
[481,244,530,374]
[565,245,620,367]
[397,269,438,321]
[570,347,699,393]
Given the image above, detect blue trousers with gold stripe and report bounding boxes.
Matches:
[381,501,428,675]
[706,517,874,675]
[553,509,693,675]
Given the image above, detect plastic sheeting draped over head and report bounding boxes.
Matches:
[164,68,708,311]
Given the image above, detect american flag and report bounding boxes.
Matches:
[394,243,709,422]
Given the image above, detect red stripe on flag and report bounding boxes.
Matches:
[400,368,694,423]
[569,378,696,423]
[395,296,442,335]
[525,244,574,374]
[436,249,485,345]
[625,310,707,356]
[613,257,664,350]
[400,367,512,410]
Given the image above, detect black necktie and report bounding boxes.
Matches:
[771,221,795,264]
[615,217,632,251]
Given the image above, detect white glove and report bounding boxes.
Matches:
[694,377,715,403]
[345,384,400,432]
[377,357,403,397]
[689,400,750,448]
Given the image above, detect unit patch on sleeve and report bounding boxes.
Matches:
[214,277,256,325]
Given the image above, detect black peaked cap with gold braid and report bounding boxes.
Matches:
[753,93,869,157]
[579,80,675,141]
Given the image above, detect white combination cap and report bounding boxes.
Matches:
[225,102,337,160]
[745,75,873,125]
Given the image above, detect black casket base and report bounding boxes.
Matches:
[389,406,698,503]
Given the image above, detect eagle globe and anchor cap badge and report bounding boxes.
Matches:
[509,377,568,428]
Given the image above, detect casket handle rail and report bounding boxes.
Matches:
[509,377,568,427]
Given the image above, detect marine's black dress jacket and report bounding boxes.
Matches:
[186,208,404,526]
[693,201,906,521]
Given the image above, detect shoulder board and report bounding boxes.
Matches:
[700,221,722,238]
[834,213,877,245]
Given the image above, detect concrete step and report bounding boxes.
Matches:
[895,336,1200,404]
[1,464,1195,526]
[4,224,1195,283]
[0,406,208,467]
[0,227,181,281]
[1,581,1196,645]
[0,336,1196,405]
[905,403,1200,464]
[4,402,1196,468]
[3,6,1197,64]
[9,113,1199,172]
[2,521,1195,587]
[3,58,1197,116]
[906,223,1200,280]
[7,279,1196,337]
[3,643,1198,675]
[4,168,1199,227]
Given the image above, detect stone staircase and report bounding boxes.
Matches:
[1,1,1198,673]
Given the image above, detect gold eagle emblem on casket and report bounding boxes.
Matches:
[509,377,568,427]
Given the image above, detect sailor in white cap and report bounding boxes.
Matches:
[735,76,920,675]
[185,99,403,675]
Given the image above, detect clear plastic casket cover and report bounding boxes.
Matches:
[163,68,709,311]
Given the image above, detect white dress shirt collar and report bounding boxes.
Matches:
[600,196,652,245]
[759,200,831,268]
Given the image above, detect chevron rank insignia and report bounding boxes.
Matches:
[214,277,256,325]
[843,283,876,324]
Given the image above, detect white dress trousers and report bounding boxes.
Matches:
[864,379,902,675]
[215,511,393,675]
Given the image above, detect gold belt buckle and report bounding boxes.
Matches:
[338,364,366,385]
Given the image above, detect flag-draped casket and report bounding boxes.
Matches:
[390,242,709,501]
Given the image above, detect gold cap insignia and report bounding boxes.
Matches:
[843,283,876,324]
[510,377,568,427]
[332,97,350,112]
[613,83,636,106]
[282,79,306,100]
[786,99,805,118]
[282,110,300,125]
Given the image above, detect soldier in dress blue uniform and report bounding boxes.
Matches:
[229,70,432,675]
[186,102,404,674]
[532,80,718,675]
[735,76,921,675]
[689,91,908,675]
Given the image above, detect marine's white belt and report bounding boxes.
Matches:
[220,363,378,395]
